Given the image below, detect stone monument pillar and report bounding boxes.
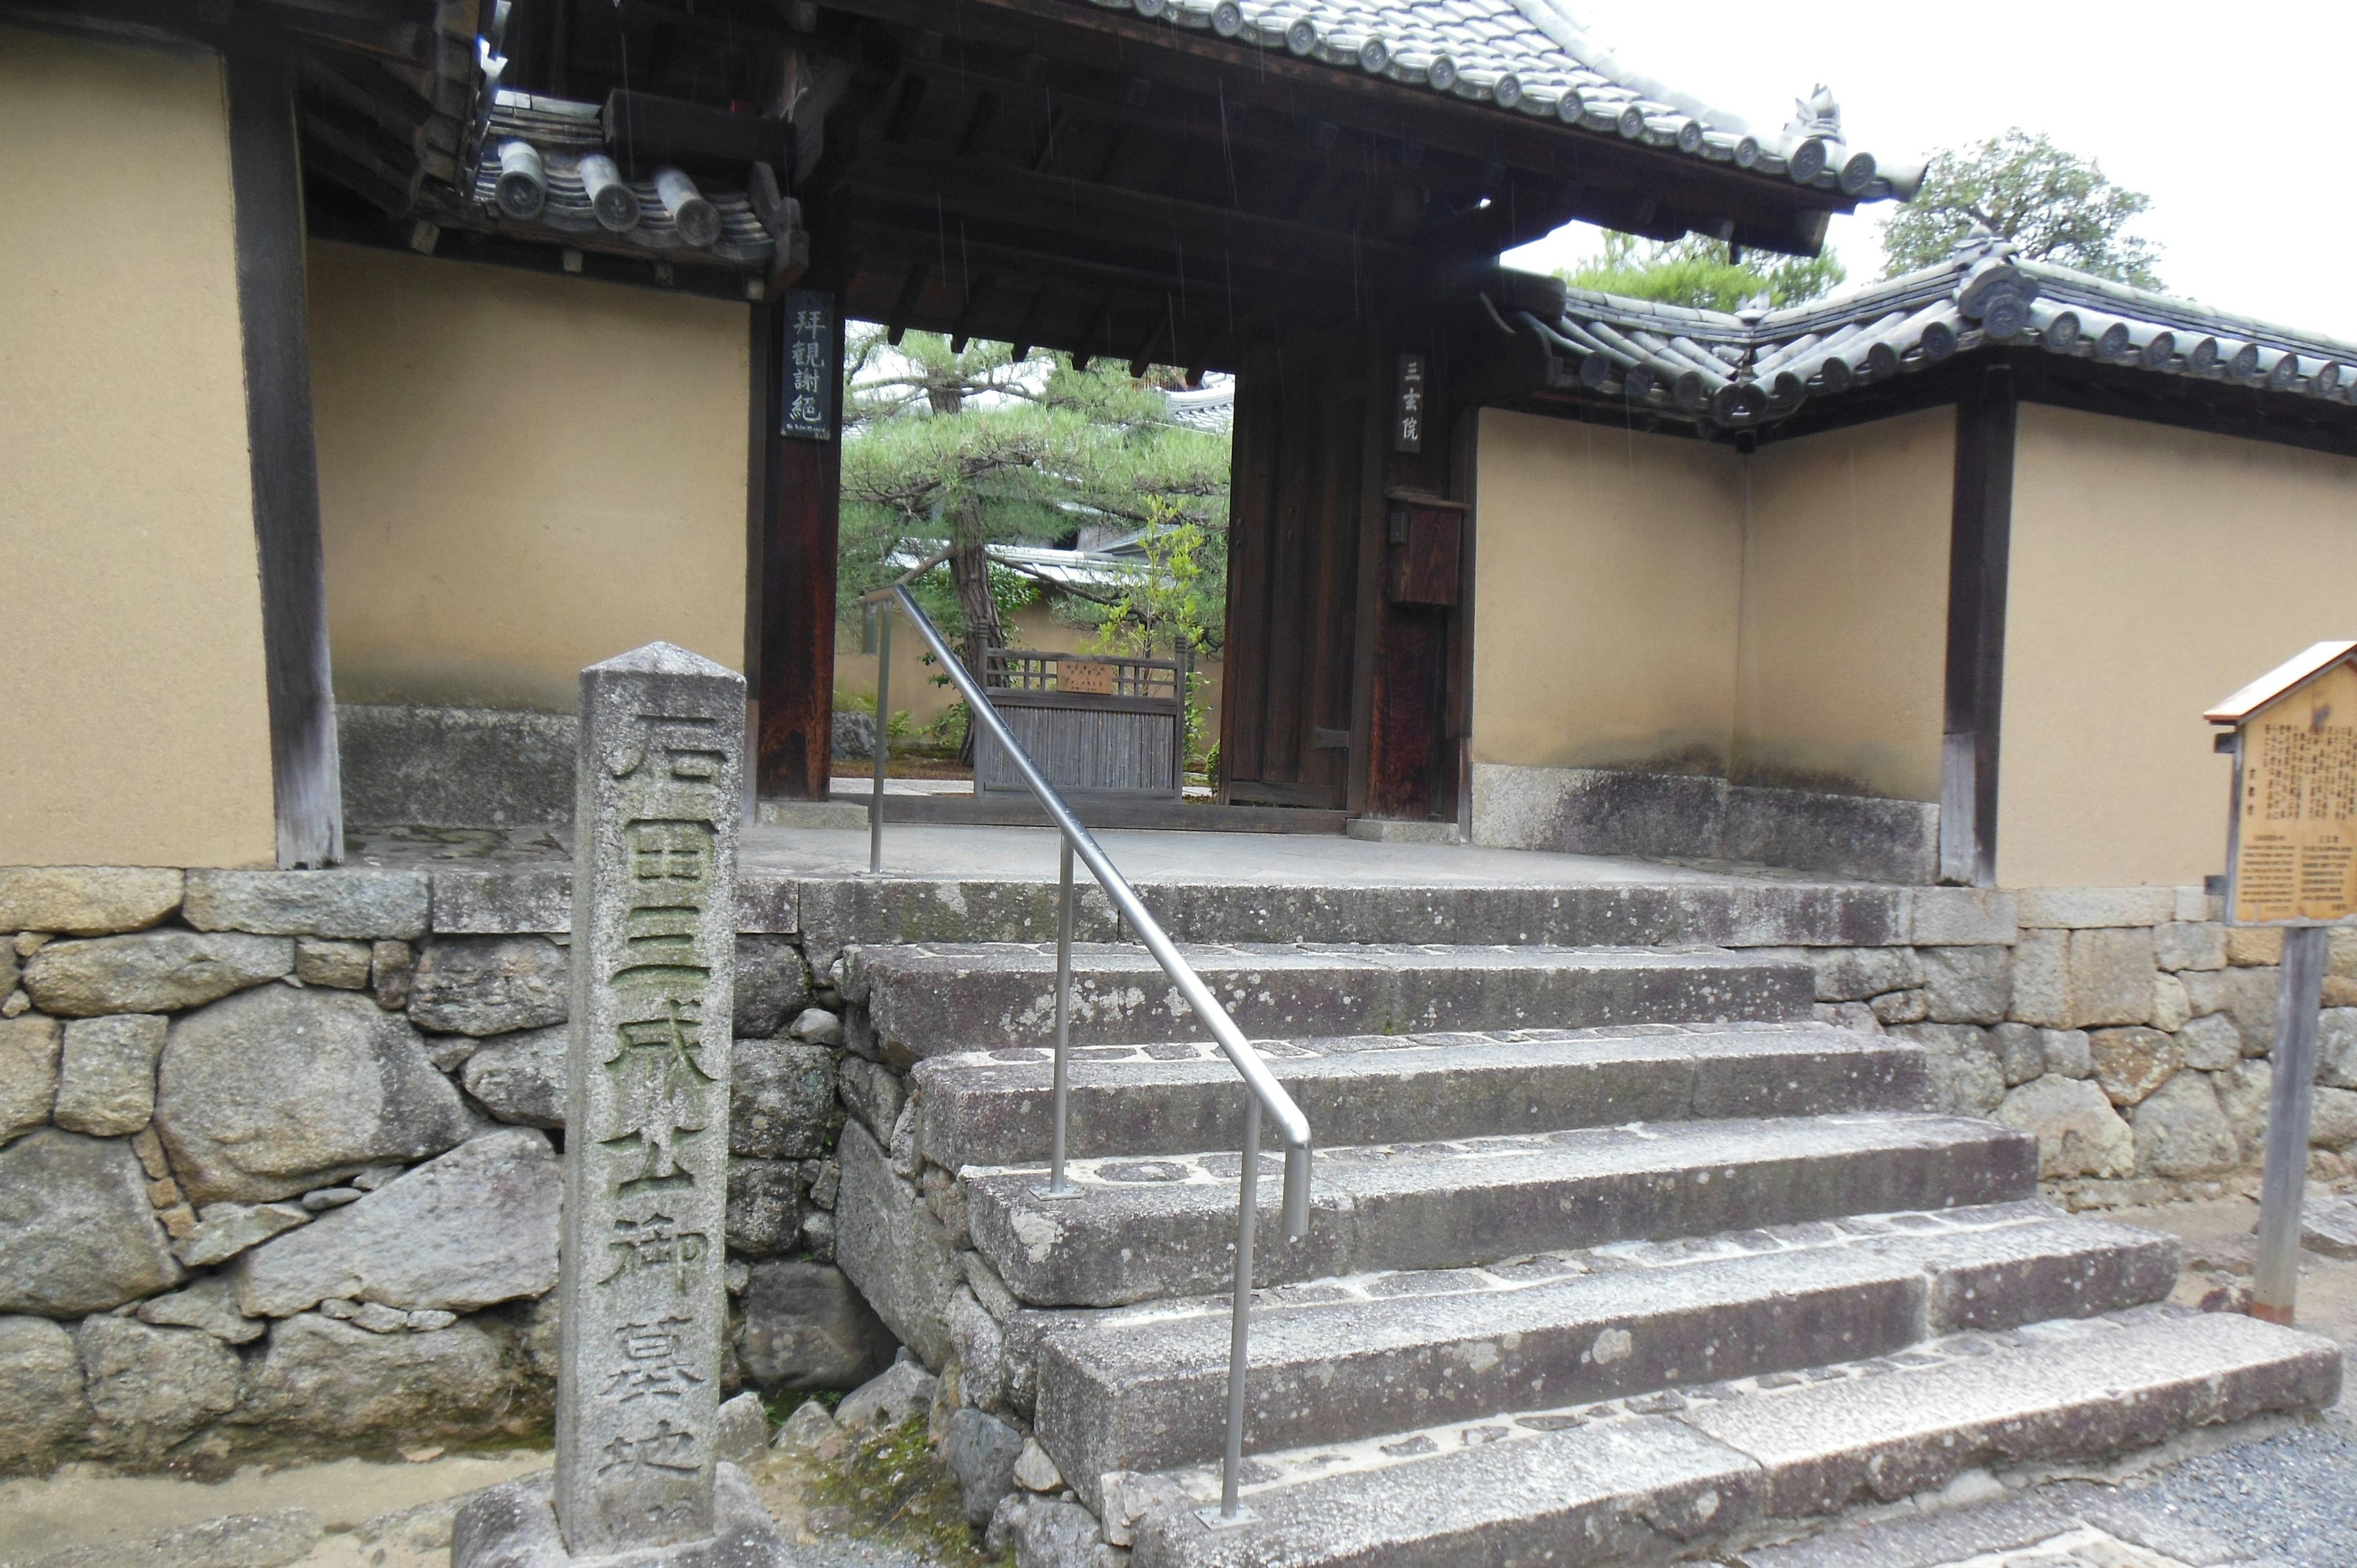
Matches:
[555,643,744,1554]
[452,644,788,1568]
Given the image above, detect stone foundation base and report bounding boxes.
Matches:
[449,1464,789,1568]
[1471,762,1940,884]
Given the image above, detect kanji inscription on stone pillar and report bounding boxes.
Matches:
[556,643,743,1556]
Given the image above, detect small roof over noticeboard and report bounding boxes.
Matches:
[2205,641,2357,725]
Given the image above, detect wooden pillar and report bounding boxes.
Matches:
[752,289,845,800]
[1940,364,2018,886]
[226,56,341,867]
[1358,314,1461,822]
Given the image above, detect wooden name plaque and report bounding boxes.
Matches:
[1058,659,1117,696]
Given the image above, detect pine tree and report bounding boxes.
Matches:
[1561,231,1846,314]
[1880,130,2161,287]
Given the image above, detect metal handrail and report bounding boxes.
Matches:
[860,583,1312,1519]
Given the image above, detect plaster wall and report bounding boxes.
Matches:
[0,29,277,868]
[1735,406,1954,802]
[1999,403,2357,888]
[308,242,751,714]
[1469,409,1744,775]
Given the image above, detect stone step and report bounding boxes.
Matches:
[964,1113,2038,1307]
[846,942,1816,1064]
[1123,1309,2341,1568]
[912,1022,1924,1169]
[789,873,1960,953]
[1031,1205,2178,1499]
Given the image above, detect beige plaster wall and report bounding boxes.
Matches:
[1734,406,1954,801]
[1999,403,2357,887]
[0,30,278,868]
[1471,409,1744,774]
[309,242,749,713]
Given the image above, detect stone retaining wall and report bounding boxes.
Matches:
[0,865,875,1478]
[1777,885,2357,1207]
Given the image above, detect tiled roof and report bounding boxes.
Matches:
[1496,234,2357,433]
[1077,0,1918,202]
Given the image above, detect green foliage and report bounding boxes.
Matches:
[836,328,1229,654]
[1561,231,1846,313]
[1881,129,2161,287]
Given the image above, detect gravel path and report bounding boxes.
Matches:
[2119,1418,2357,1567]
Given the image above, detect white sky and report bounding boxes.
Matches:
[1501,1,2357,340]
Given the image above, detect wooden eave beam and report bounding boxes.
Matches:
[847,140,1416,278]
[816,0,1850,250]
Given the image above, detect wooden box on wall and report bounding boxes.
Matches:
[1386,494,1465,607]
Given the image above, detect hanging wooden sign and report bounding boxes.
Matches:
[1392,353,1427,454]
[1058,658,1117,696]
[781,289,835,441]
[2209,642,2357,925]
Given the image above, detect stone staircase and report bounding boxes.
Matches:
[833,935,2342,1567]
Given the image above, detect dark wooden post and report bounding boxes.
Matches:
[1940,364,2018,886]
[752,288,845,801]
[226,56,341,867]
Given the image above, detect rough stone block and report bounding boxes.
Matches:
[2091,1027,2176,1107]
[835,1121,959,1367]
[2154,922,2227,973]
[1922,946,2010,1025]
[2131,1072,2241,1177]
[76,1315,239,1460]
[2309,1086,2357,1151]
[2218,1060,2274,1161]
[427,868,571,936]
[716,1390,770,1467]
[1990,1023,2044,1087]
[237,1310,511,1440]
[2177,1012,2243,1072]
[370,941,414,1010]
[457,1024,567,1127]
[727,1158,804,1256]
[172,1201,312,1267]
[406,937,568,1037]
[736,936,813,1038]
[2184,966,2280,1054]
[840,1054,904,1140]
[184,870,430,940]
[736,1259,896,1390]
[294,938,374,989]
[137,1274,268,1344]
[2226,927,2286,967]
[2064,928,2156,1028]
[2321,1009,2357,1088]
[449,1464,790,1568]
[1995,1075,2134,1178]
[1890,1024,2004,1116]
[1807,948,1920,1003]
[234,1128,559,1315]
[2007,930,2067,1027]
[23,931,292,1017]
[2015,887,2177,929]
[791,1007,845,1046]
[53,1013,165,1136]
[0,1014,60,1143]
[2040,1029,2093,1079]
[1869,989,1928,1024]
[0,1127,184,1315]
[2151,973,2192,1033]
[1907,889,2018,947]
[0,1315,91,1472]
[731,1037,838,1159]
[0,867,184,936]
[838,1359,940,1432]
[156,986,474,1203]
[945,1407,1026,1525]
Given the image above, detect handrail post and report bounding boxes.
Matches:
[1046,838,1077,1195]
[868,603,891,876]
[1221,1094,1263,1521]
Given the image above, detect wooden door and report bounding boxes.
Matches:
[1219,331,1372,809]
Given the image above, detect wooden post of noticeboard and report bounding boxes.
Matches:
[2208,639,2357,1324]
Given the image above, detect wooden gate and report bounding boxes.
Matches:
[974,649,1186,798]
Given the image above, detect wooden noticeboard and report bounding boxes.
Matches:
[1058,659,1116,695]
[2221,657,2357,924]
